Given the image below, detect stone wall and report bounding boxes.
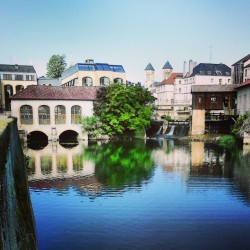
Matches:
[0,118,37,249]
[191,110,205,135]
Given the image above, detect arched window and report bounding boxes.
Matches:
[20,105,33,124]
[100,77,110,86]
[16,85,24,93]
[55,105,66,124]
[114,78,123,83]
[71,105,82,124]
[38,105,50,124]
[82,77,93,86]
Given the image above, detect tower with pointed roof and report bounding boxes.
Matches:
[145,63,155,89]
[162,61,173,80]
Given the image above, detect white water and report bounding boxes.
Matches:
[166,125,175,135]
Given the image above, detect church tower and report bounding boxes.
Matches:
[162,61,173,80]
[145,63,155,89]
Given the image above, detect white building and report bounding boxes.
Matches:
[11,85,99,141]
[61,59,126,87]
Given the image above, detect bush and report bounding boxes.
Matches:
[218,135,236,149]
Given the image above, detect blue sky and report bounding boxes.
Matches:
[1,0,249,82]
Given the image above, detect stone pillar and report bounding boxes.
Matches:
[191,109,205,135]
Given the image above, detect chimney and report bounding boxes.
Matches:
[183,61,186,76]
[85,59,94,64]
[189,60,193,74]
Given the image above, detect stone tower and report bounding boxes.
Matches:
[145,63,155,89]
[162,61,173,80]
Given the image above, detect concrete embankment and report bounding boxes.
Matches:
[0,117,37,249]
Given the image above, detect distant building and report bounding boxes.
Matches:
[231,54,250,85]
[144,63,155,89]
[0,64,37,110]
[61,59,126,87]
[37,76,61,86]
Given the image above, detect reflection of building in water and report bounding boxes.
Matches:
[24,141,95,181]
[151,140,190,174]
[191,141,204,166]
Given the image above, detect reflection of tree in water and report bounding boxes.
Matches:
[83,141,154,188]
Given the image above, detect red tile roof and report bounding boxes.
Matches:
[236,79,250,89]
[160,73,183,85]
[11,85,99,100]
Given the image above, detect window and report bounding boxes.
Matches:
[82,77,93,86]
[3,74,12,80]
[16,85,24,93]
[114,78,123,83]
[71,105,82,124]
[210,96,217,102]
[198,96,203,103]
[211,78,213,83]
[15,74,23,80]
[26,75,35,81]
[55,105,66,124]
[38,105,50,124]
[219,79,222,84]
[100,77,110,86]
[20,105,33,124]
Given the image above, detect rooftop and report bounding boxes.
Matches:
[11,85,99,101]
[235,79,250,89]
[232,54,250,66]
[145,63,155,71]
[192,84,237,93]
[190,63,231,77]
[61,62,125,79]
[0,64,36,73]
[162,61,173,70]
[159,73,183,86]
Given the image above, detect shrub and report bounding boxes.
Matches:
[218,135,236,149]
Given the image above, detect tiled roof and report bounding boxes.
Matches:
[235,79,250,89]
[162,61,173,70]
[145,63,155,71]
[190,63,231,77]
[0,64,36,73]
[192,84,237,93]
[160,73,183,85]
[11,85,99,100]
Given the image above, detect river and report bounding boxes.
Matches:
[23,139,250,250]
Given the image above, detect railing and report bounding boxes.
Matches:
[205,114,233,121]
[168,120,190,126]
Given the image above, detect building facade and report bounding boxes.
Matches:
[61,59,126,87]
[0,64,37,111]
[11,85,99,141]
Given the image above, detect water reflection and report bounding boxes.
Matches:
[25,139,250,202]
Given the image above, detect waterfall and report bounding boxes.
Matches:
[155,126,163,135]
[166,125,175,136]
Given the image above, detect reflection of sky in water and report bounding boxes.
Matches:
[26,140,250,250]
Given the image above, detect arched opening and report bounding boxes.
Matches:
[55,105,66,124]
[114,78,123,83]
[82,77,93,86]
[27,131,48,150]
[100,77,110,86]
[16,85,24,93]
[38,105,50,124]
[4,85,13,111]
[20,105,33,124]
[71,105,82,124]
[59,130,79,148]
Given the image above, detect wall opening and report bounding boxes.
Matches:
[59,130,79,148]
[27,131,48,150]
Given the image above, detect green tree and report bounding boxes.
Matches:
[46,54,66,78]
[82,116,104,139]
[93,83,156,137]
